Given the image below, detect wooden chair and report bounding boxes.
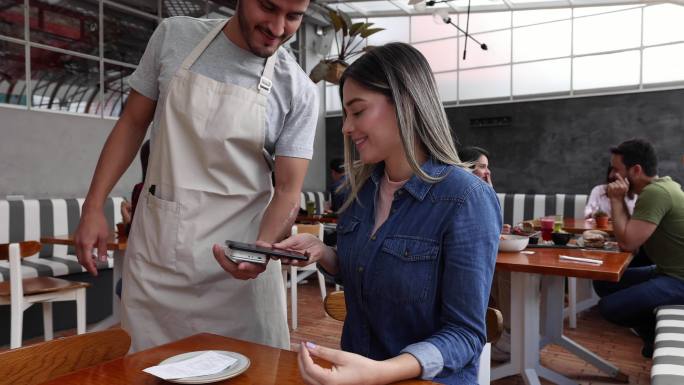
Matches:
[0,328,131,385]
[324,291,503,385]
[0,241,90,349]
[283,224,327,330]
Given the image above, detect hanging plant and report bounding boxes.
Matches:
[309,9,384,84]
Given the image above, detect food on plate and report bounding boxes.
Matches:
[582,230,608,248]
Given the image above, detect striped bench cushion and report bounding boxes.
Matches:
[300,191,329,216]
[652,305,684,385]
[0,197,123,282]
[496,193,588,225]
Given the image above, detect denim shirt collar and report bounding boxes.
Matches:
[369,158,450,201]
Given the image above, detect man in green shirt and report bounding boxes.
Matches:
[593,138,684,358]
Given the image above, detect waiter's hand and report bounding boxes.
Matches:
[74,208,110,276]
[212,242,268,280]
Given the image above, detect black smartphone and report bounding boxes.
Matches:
[225,240,309,264]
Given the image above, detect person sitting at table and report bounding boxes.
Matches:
[593,138,684,358]
[459,146,492,187]
[274,42,501,385]
[584,163,637,219]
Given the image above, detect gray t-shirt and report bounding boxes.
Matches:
[129,16,318,159]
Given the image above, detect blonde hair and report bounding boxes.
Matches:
[338,42,467,211]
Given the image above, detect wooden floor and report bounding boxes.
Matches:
[3,279,652,384]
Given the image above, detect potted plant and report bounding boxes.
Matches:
[309,9,384,84]
[593,210,610,228]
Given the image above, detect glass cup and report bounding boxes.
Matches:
[540,217,555,241]
[306,201,316,216]
[554,214,563,232]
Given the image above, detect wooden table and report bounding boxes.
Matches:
[295,215,338,224]
[493,248,632,385]
[42,333,432,384]
[532,217,614,235]
[41,234,127,332]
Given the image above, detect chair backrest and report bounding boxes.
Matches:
[0,241,41,298]
[0,328,131,385]
[323,291,504,343]
[0,241,41,260]
[292,223,324,240]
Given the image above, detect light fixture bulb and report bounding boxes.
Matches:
[411,1,427,12]
[432,8,450,24]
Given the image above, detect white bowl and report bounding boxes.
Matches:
[498,234,530,252]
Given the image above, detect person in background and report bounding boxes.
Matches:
[584,163,637,219]
[593,138,684,358]
[275,43,500,385]
[327,158,345,212]
[75,0,318,352]
[459,146,492,187]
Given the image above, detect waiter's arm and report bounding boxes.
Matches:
[75,90,156,275]
[258,156,309,243]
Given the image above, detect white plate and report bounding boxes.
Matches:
[158,350,250,384]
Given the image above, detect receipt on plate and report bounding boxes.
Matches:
[143,351,237,380]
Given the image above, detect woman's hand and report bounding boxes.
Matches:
[297,342,383,385]
[273,234,331,267]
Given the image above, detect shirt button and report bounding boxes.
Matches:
[358,266,364,273]
[371,235,377,240]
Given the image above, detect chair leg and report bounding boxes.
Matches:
[42,302,54,341]
[282,270,288,292]
[10,299,24,349]
[76,288,86,335]
[568,277,577,329]
[317,271,327,299]
[291,265,298,330]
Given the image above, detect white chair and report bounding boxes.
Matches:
[0,241,89,349]
[282,224,327,329]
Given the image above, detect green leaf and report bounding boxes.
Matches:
[337,9,352,35]
[360,27,385,38]
[328,10,344,32]
[349,22,365,37]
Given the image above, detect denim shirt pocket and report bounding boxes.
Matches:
[336,217,362,281]
[374,236,440,303]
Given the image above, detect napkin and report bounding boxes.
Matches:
[559,255,603,265]
[144,351,237,380]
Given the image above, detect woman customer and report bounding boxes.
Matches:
[459,146,493,187]
[275,42,501,385]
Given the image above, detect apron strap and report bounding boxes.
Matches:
[180,19,230,70]
[258,53,277,96]
[180,17,276,96]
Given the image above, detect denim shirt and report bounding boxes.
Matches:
[335,159,501,385]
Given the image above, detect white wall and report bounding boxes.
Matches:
[0,107,141,199]
[300,22,327,192]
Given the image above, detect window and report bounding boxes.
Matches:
[0,0,241,117]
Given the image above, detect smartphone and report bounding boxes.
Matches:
[225,240,309,264]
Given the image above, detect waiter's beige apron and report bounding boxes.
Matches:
[121,19,288,352]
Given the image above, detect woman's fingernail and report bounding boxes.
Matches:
[306,341,317,349]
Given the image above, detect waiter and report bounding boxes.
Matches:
[75,0,317,351]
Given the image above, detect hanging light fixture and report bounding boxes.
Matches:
[409,0,487,60]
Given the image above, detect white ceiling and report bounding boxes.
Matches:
[314,0,672,17]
